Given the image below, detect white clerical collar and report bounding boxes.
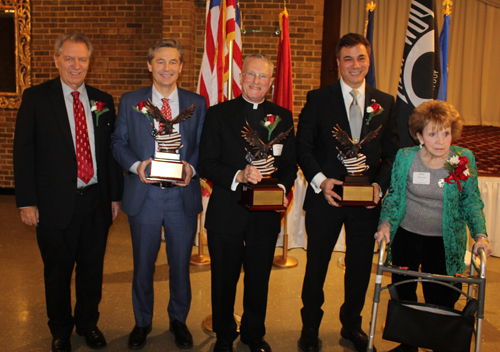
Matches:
[152,84,179,105]
[339,77,366,98]
[242,95,264,110]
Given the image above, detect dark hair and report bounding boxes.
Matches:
[409,100,463,142]
[147,39,184,63]
[336,33,371,59]
[54,32,93,58]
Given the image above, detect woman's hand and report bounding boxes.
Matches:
[474,237,493,257]
[374,224,391,245]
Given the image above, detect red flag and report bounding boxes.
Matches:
[272,8,293,115]
[198,0,242,107]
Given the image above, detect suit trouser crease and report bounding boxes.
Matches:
[208,219,278,342]
[301,206,379,331]
[128,186,197,327]
[37,185,106,338]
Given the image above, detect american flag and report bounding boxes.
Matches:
[198,0,242,107]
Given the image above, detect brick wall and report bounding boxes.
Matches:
[0,0,325,189]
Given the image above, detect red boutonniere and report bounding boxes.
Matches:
[90,100,109,126]
[365,100,384,125]
[132,101,154,125]
[260,114,282,139]
[443,153,474,191]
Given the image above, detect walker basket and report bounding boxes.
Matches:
[382,285,478,352]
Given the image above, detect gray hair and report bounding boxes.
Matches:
[147,39,184,64]
[54,32,93,58]
[242,53,274,76]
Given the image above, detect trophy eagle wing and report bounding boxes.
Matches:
[171,103,196,125]
[268,126,293,146]
[241,123,268,159]
[358,125,382,146]
[332,124,354,148]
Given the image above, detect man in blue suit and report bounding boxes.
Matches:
[111,39,207,350]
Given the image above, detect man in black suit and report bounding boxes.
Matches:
[14,33,123,352]
[198,53,297,352]
[296,33,399,352]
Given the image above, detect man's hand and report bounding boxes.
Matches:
[111,202,121,220]
[173,161,193,187]
[366,183,381,209]
[137,158,156,184]
[320,178,343,207]
[20,206,39,227]
[374,224,391,245]
[236,165,262,185]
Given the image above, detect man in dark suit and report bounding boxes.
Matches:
[14,32,123,352]
[198,53,297,352]
[111,39,206,350]
[296,33,399,352]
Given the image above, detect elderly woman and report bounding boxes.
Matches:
[374,100,492,352]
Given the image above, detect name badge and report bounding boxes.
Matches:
[273,144,283,156]
[413,172,430,185]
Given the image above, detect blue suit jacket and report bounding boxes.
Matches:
[111,86,207,217]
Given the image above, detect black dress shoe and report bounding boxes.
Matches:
[128,324,152,350]
[52,337,71,352]
[170,320,193,349]
[298,328,320,352]
[340,327,376,352]
[77,328,107,349]
[214,339,234,352]
[240,337,272,352]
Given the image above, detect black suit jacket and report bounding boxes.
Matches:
[198,96,298,236]
[296,80,399,212]
[14,77,123,230]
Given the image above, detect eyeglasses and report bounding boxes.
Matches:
[242,72,270,81]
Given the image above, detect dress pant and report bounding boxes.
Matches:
[128,186,197,327]
[391,227,461,308]
[208,218,278,342]
[301,205,380,331]
[36,184,107,339]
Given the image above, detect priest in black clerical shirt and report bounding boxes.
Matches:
[198,53,297,352]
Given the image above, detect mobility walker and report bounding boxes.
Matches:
[367,239,487,352]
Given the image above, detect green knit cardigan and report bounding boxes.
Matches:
[379,145,487,276]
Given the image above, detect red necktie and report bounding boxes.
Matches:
[72,91,94,184]
[159,98,172,135]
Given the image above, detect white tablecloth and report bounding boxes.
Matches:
[478,177,500,257]
[276,170,346,252]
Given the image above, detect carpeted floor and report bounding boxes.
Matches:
[456,125,500,177]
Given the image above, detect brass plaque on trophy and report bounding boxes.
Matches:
[133,99,195,182]
[237,122,293,211]
[239,178,286,211]
[332,124,381,206]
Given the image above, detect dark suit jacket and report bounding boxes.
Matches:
[111,86,207,217]
[296,80,399,212]
[14,77,123,230]
[198,96,298,236]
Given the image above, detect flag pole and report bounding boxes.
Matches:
[272,1,298,269]
[190,210,210,265]
[228,39,234,100]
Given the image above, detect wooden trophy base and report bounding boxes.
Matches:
[238,178,286,211]
[336,174,375,206]
[147,158,184,182]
